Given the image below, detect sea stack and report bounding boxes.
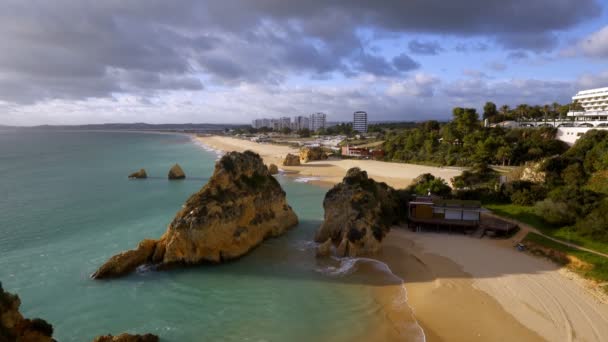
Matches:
[168,163,186,179]
[314,168,404,257]
[282,153,300,166]
[268,163,279,175]
[93,151,298,279]
[299,146,327,163]
[0,282,55,342]
[128,168,147,179]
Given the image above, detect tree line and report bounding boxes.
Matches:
[382,107,569,167]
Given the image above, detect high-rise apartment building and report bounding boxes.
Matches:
[309,112,327,132]
[353,111,368,133]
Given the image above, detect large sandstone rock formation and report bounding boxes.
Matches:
[168,163,186,179]
[282,153,301,166]
[299,147,327,163]
[0,282,55,342]
[267,163,279,175]
[128,169,147,179]
[93,333,159,342]
[93,151,298,279]
[314,168,404,257]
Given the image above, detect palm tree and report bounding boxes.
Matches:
[500,105,510,116]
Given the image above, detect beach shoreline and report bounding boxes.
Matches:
[194,134,608,342]
[195,135,464,189]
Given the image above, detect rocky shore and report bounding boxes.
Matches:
[93,151,298,279]
[1,282,55,342]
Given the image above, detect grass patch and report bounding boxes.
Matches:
[486,203,608,255]
[523,232,608,287]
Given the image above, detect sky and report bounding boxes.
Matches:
[1,0,608,126]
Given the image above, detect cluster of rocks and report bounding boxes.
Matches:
[299,147,327,163]
[128,163,186,180]
[94,151,298,279]
[314,168,405,257]
[93,333,159,342]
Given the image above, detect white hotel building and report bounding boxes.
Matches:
[568,87,608,124]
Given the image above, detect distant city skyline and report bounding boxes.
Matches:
[0,1,607,126]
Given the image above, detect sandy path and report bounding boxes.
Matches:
[392,230,608,342]
[196,135,462,188]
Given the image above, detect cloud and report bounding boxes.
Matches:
[392,54,421,72]
[563,25,608,58]
[0,0,601,105]
[408,40,443,55]
[486,62,507,71]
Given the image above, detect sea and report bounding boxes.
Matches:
[0,130,423,341]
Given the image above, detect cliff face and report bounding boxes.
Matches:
[299,147,327,163]
[314,168,404,257]
[282,154,300,166]
[1,282,55,342]
[94,151,298,279]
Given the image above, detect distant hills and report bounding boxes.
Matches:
[0,122,249,132]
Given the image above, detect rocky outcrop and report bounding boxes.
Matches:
[93,333,159,342]
[520,161,546,183]
[282,154,301,166]
[168,163,186,179]
[299,147,327,163]
[1,282,55,342]
[314,168,404,257]
[93,151,298,279]
[268,163,279,175]
[128,169,147,179]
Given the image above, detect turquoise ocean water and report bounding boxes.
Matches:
[0,130,420,341]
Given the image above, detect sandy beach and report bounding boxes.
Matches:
[197,134,608,342]
[376,229,608,342]
[196,135,463,188]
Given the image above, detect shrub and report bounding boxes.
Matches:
[534,199,576,226]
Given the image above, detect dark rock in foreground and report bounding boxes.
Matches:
[128,169,147,179]
[93,151,298,279]
[314,168,405,257]
[93,333,159,342]
[168,163,185,179]
[0,282,56,342]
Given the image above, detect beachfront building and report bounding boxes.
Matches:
[341,145,384,159]
[493,86,608,145]
[353,111,368,133]
[407,196,516,236]
[310,112,327,132]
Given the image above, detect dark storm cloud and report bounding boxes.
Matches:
[0,0,601,103]
[408,40,444,55]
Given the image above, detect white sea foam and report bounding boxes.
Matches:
[293,176,321,183]
[317,256,427,342]
[192,137,225,160]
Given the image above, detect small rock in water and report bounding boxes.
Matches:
[93,333,159,342]
[168,163,186,179]
[268,163,279,174]
[128,168,147,179]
